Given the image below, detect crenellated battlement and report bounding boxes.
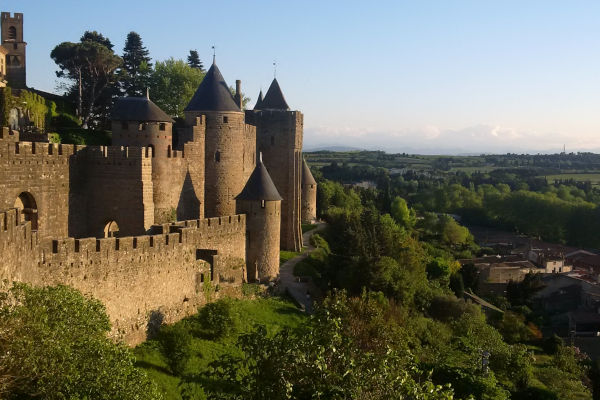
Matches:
[40,214,246,265]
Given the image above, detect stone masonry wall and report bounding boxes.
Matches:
[83,146,154,238]
[0,208,39,282]
[250,110,303,251]
[0,206,246,345]
[0,128,80,238]
[301,183,317,223]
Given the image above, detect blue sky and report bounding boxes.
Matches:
[4,1,600,153]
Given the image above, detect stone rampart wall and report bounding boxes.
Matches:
[0,205,246,345]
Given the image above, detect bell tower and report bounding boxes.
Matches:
[1,12,26,89]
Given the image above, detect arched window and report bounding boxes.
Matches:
[14,192,38,231]
[104,221,119,238]
[7,26,16,40]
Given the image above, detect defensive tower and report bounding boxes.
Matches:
[248,78,303,251]
[184,61,245,218]
[112,94,205,222]
[301,159,317,223]
[236,153,282,282]
[1,12,26,88]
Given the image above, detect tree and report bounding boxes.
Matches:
[121,32,152,96]
[149,58,205,117]
[80,30,113,49]
[199,291,455,400]
[0,283,161,399]
[187,50,204,72]
[391,196,416,229]
[51,32,122,128]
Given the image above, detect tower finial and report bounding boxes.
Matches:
[273,61,276,78]
[146,87,150,100]
[259,152,263,163]
[212,45,216,64]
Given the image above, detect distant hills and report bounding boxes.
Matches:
[303,145,364,152]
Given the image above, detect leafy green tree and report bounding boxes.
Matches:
[0,283,161,399]
[391,196,416,229]
[201,291,455,400]
[51,32,122,128]
[121,31,153,96]
[149,58,205,117]
[187,50,204,71]
[197,299,236,339]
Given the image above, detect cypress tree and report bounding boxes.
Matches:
[121,32,152,96]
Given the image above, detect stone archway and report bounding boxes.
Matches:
[14,192,38,231]
[104,220,120,238]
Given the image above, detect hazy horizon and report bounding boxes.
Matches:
[3,0,599,154]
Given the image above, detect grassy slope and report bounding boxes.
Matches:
[135,297,306,400]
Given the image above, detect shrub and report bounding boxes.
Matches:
[197,299,236,339]
[309,233,330,253]
[158,323,193,376]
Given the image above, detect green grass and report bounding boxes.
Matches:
[280,250,301,265]
[302,223,317,233]
[135,297,306,400]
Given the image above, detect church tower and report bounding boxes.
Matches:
[1,12,26,89]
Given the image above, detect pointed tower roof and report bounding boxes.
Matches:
[261,78,290,110]
[253,90,264,110]
[236,156,283,201]
[184,62,241,112]
[302,159,317,185]
[112,95,174,122]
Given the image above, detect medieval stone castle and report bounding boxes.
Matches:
[0,12,317,344]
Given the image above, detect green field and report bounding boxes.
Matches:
[541,173,600,185]
[135,297,306,400]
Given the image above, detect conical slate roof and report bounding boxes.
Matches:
[184,62,241,112]
[112,96,173,122]
[302,159,317,185]
[261,78,290,110]
[236,158,283,201]
[253,90,264,110]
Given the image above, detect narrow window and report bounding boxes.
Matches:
[271,136,275,146]
[261,200,265,208]
[215,151,220,162]
[13,43,17,50]
[223,116,228,123]
[159,123,166,131]
[121,122,128,130]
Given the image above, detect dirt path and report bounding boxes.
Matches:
[277,221,326,313]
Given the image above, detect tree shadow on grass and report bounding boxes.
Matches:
[135,360,172,376]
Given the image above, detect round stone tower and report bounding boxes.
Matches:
[184,61,244,217]
[236,154,282,282]
[301,159,317,223]
[111,91,174,155]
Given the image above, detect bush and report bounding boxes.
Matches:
[0,283,161,399]
[158,323,193,376]
[309,233,330,253]
[197,299,236,339]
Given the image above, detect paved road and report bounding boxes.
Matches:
[277,221,326,313]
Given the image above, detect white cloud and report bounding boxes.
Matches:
[304,124,598,154]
